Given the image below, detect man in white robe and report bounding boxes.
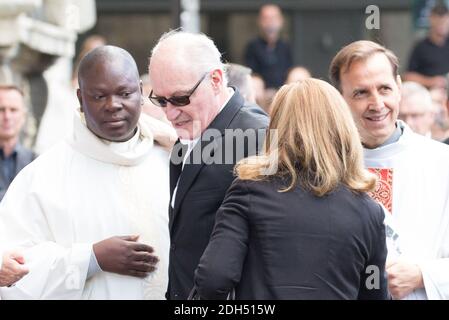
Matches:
[330,40,449,300]
[0,45,175,299]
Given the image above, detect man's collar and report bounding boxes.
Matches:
[377,121,404,148]
[218,87,234,114]
[427,34,449,47]
[203,87,243,134]
[70,110,154,166]
[101,127,140,153]
[0,143,20,159]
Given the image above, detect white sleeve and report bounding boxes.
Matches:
[0,167,91,300]
[419,219,449,300]
[1,242,92,299]
[420,258,449,299]
[87,248,102,279]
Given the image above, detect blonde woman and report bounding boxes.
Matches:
[193,79,388,300]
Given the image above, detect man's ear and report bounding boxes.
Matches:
[395,75,402,105]
[210,69,223,92]
[396,74,402,90]
[139,80,145,106]
[77,88,83,112]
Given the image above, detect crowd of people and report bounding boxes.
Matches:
[1,2,449,300]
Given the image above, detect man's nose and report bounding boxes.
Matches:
[3,109,12,120]
[368,92,384,111]
[105,95,122,111]
[165,104,181,121]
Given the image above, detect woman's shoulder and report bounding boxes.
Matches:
[331,185,384,221]
[233,175,290,193]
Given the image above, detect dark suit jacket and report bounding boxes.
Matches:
[194,178,389,300]
[168,90,268,299]
[0,144,36,201]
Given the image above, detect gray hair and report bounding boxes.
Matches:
[225,63,253,100]
[150,29,227,85]
[401,81,434,112]
[0,84,24,97]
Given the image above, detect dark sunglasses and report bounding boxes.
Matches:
[149,72,208,108]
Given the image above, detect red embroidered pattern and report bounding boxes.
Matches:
[367,168,393,214]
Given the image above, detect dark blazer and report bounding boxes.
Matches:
[0,144,36,201]
[194,178,389,300]
[168,90,268,299]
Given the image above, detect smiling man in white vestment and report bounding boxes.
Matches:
[0,45,175,299]
[330,40,449,300]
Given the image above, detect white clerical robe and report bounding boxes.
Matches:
[364,121,449,300]
[0,112,173,299]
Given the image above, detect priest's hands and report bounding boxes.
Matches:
[386,259,424,299]
[0,251,29,287]
[93,235,159,278]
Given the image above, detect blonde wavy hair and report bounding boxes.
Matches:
[236,78,376,196]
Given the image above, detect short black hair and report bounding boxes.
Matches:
[431,2,449,16]
[77,45,139,89]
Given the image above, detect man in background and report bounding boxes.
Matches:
[225,63,257,104]
[285,66,311,84]
[399,81,435,137]
[0,85,36,201]
[244,4,292,90]
[404,2,449,89]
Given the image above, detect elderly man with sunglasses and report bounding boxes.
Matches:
[148,30,268,300]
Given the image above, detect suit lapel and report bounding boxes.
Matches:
[170,91,244,228]
[169,140,187,196]
[169,140,187,229]
[172,131,221,217]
